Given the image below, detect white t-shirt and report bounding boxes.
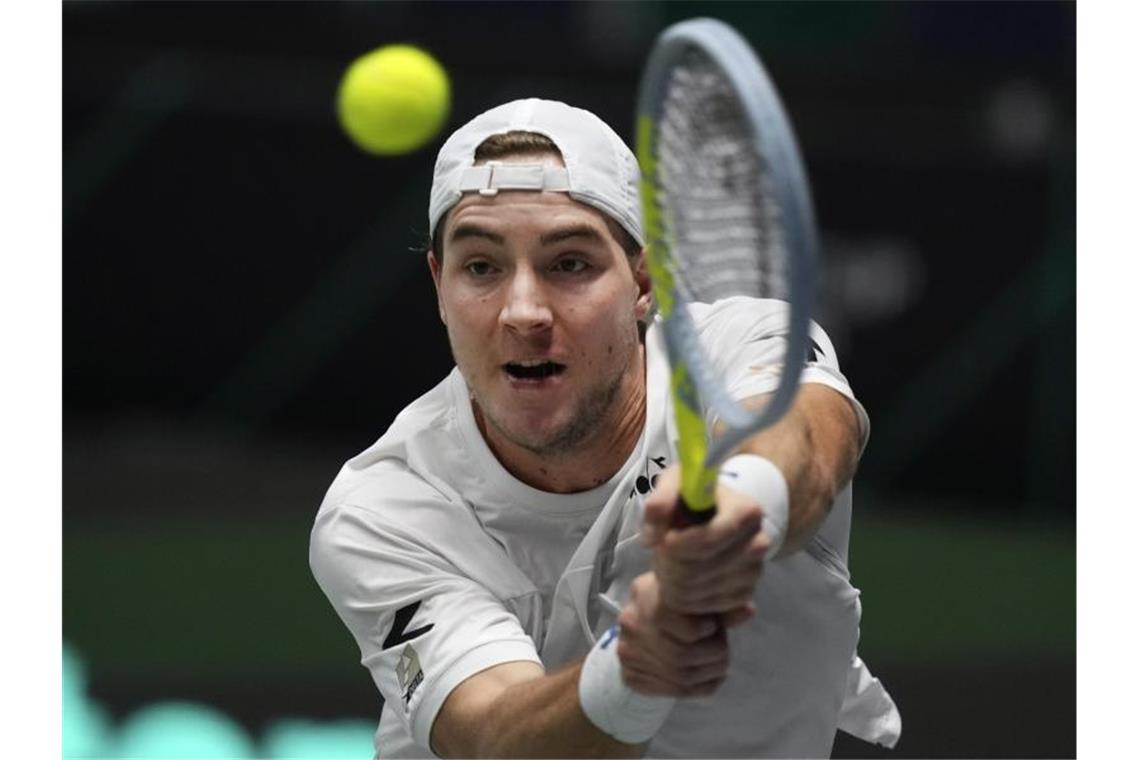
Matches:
[310,297,901,758]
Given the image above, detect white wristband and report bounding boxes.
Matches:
[718,454,790,558]
[578,625,675,744]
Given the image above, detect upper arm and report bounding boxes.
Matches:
[727,384,860,487]
[430,660,546,757]
[309,498,543,752]
[790,382,862,485]
[692,297,870,458]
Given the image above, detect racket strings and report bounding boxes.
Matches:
[652,48,789,304]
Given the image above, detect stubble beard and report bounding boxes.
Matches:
[462,329,640,459]
[475,361,629,458]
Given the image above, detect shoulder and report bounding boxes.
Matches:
[644,297,793,370]
[685,296,849,373]
[310,458,538,619]
[311,454,536,610]
[688,296,792,336]
[354,369,465,466]
[310,461,459,588]
[322,369,470,507]
[673,297,869,444]
[311,369,475,583]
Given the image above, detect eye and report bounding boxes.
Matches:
[463,260,497,277]
[553,257,590,274]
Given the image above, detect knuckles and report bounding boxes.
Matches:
[671,620,710,645]
[630,572,656,600]
[686,677,726,697]
[617,609,639,637]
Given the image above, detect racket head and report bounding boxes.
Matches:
[636,18,818,512]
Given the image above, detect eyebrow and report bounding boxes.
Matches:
[447,223,505,246]
[447,221,607,248]
[539,224,606,247]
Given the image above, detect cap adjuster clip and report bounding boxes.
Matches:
[458,161,571,198]
[478,162,502,196]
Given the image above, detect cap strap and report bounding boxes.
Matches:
[457,162,571,196]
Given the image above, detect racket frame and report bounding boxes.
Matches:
[636,17,818,515]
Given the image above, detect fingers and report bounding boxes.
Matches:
[617,621,727,670]
[643,468,771,565]
[621,661,727,698]
[653,532,766,615]
[659,500,763,562]
[648,475,772,619]
[618,631,729,697]
[659,611,720,645]
[618,573,733,698]
[660,575,761,616]
[660,531,766,584]
[626,575,719,644]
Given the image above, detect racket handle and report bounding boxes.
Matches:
[672,498,715,529]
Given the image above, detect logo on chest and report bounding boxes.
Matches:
[627,455,669,499]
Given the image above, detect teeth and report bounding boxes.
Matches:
[514,359,550,367]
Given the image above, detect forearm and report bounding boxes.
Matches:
[728,384,860,555]
[434,661,643,759]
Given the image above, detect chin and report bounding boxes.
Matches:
[502,415,567,447]
[487,408,582,455]
[520,419,595,456]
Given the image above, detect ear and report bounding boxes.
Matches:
[427,250,447,325]
[632,247,653,321]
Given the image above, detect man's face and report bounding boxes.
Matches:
[429,156,651,457]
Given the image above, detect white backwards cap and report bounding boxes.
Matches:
[428,98,644,246]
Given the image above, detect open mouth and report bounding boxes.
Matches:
[503,360,566,380]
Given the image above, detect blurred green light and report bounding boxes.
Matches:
[63,693,112,758]
[262,718,375,759]
[63,643,112,759]
[63,641,86,699]
[115,701,256,759]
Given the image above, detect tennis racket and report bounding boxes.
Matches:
[636,18,819,526]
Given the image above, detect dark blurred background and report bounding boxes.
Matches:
[63,1,1075,757]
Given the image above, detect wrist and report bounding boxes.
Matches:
[718,454,790,557]
[578,626,675,744]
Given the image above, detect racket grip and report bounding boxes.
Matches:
[672,498,715,529]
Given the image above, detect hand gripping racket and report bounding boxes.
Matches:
[636,18,819,526]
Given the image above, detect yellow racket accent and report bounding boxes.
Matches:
[637,117,675,318]
[671,365,718,511]
[638,114,717,516]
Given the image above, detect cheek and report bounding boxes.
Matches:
[447,289,497,324]
[444,292,499,352]
[574,292,637,355]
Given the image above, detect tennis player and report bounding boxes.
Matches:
[310,98,900,758]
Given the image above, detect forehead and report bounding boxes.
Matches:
[444,189,618,243]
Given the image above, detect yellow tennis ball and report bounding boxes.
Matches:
[336,45,451,155]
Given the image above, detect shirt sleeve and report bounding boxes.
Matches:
[309,497,542,753]
[692,296,871,455]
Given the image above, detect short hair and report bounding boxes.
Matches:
[430,131,641,261]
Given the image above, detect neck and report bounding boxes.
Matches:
[475,349,647,494]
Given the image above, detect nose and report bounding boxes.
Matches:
[499,267,553,333]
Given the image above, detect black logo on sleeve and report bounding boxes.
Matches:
[806,338,824,365]
[382,600,435,650]
[747,333,824,365]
